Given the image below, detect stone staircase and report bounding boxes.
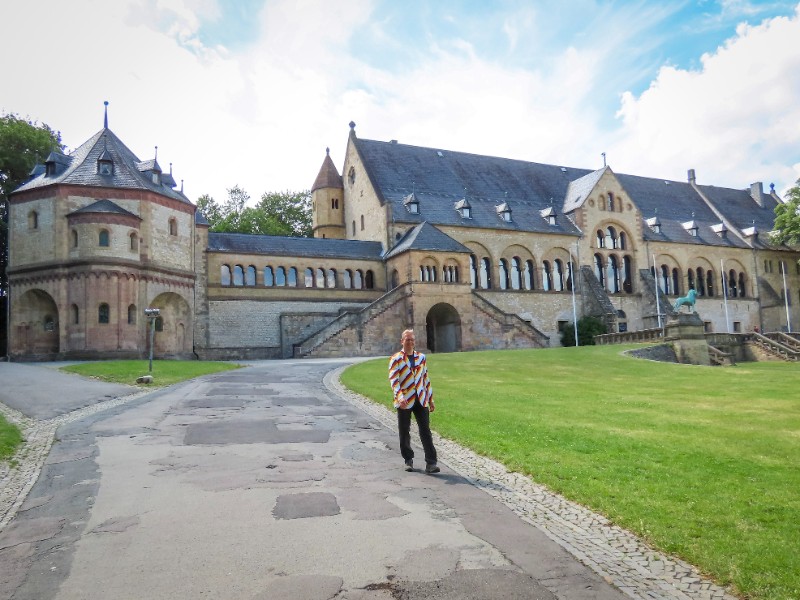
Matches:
[707,344,735,366]
[763,331,800,352]
[471,292,549,348]
[579,266,617,331]
[748,332,799,361]
[638,269,676,323]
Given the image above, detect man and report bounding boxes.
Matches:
[388,329,439,474]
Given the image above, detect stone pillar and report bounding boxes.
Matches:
[664,312,710,365]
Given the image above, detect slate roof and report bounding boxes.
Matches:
[14,128,191,204]
[207,232,383,260]
[383,222,472,259]
[563,167,607,213]
[68,199,139,218]
[696,184,783,249]
[312,151,343,192]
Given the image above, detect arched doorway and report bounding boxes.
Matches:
[148,292,192,357]
[425,303,461,353]
[12,289,60,356]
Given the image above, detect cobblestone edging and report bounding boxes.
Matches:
[0,391,150,533]
[324,367,738,600]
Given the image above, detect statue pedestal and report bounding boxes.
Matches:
[664,312,709,365]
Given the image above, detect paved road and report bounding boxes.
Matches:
[0,359,626,600]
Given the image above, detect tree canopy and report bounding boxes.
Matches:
[197,186,312,238]
[1,113,63,297]
[772,179,800,247]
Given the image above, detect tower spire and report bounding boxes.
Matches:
[103,101,109,129]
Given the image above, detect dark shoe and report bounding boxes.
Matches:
[425,463,440,474]
[404,459,414,472]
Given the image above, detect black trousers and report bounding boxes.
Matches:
[397,401,437,465]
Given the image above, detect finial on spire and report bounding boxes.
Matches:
[601,152,606,167]
[349,121,356,130]
[170,162,173,175]
[154,145,158,160]
[103,100,109,129]
[180,179,184,193]
[326,147,330,156]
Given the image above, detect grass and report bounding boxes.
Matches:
[0,414,23,461]
[340,344,800,600]
[60,360,242,387]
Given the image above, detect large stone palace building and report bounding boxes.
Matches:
[6,118,799,360]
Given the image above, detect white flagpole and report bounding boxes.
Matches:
[721,259,731,333]
[652,254,662,330]
[781,261,792,332]
[570,243,579,345]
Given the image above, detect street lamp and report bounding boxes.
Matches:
[144,308,160,373]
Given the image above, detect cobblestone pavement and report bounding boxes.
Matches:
[324,368,739,600]
[1,366,737,600]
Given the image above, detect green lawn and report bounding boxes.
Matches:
[60,360,242,387]
[340,345,800,600]
[0,414,23,461]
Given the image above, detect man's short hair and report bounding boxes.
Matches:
[401,329,415,340]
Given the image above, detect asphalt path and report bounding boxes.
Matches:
[0,359,626,600]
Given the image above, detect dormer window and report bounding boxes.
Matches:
[496,202,512,222]
[540,207,556,226]
[711,223,728,239]
[403,192,420,215]
[682,220,698,237]
[646,216,661,234]
[455,199,471,219]
[152,172,161,184]
[45,161,56,177]
[97,148,114,176]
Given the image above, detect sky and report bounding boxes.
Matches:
[2,0,800,205]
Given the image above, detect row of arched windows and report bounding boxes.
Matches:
[651,266,748,298]
[70,228,141,251]
[596,226,627,250]
[469,255,548,291]
[221,264,375,290]
[594,254,634,293]
[69,303,142,326]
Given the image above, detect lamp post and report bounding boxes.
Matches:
[652,254,663,331]
[144,308,160,373]
[569,241,579,346]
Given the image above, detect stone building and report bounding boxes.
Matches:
[6,119,799,360]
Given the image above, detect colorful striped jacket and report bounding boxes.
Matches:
[388,350,433,409]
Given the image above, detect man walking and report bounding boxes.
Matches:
[388,329,439,473]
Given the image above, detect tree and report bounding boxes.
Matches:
[1,113,63,298]
[559,315,607,346]
[196,186,312,237]
[772,179,800,247]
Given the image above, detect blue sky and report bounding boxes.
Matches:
[2,0,799,203]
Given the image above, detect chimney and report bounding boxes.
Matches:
[688,169,696,184]
[750,182,764,207]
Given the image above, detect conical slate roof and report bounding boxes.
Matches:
[312,149,343,192]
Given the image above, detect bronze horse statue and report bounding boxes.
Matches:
[673,288,697,312]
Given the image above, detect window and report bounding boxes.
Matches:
[607,256,620,293]
[169,218,177,236]
[98,303,110,324]
[554,259,565,291]
[128,304,137,325]
[619,232,627,250]
[72,229,79,248]
[687,269,695,292]
[326,268,337,288]
[672,268,680,296]
[728,269,737,298]
[275,267,286,286]
[348,166,355,185]
[264,266,274,287]
[287,267,297,287]
[343,269,352,289]
[354,270,363,289]
[43,315,55,331]
[391,269,399,289]
[706,269,715,297]
[352,220,356,236]
[596,230,605,248]
[221,265,231,286]
[733,321,742,333]
[72,304,79,325]
[315,268,325,288]
[542,260,553,291]
[155,316,163,332]
[331,198,339,209]
[499,259,509,290]
[524,260,534,290]
[233,265,244,286]
[511,257,521,290]
[605,227,616,249]
[360,215,365,231]
[738,272,746,298]
[245,265,256,286]
[623,256,633,293]
[660,265,670,295]
[480,257,492,289]
[99,229,110,247]
[594,254,605,289]
[28,211,39,229]
[607,193,615,211]
[365,270,375,289]
[129,232,138,251]
[469,255,478,289]
[304,268,314,287]
[566,259,574,292]
[696,268,706,296]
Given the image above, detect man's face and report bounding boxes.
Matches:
[402,333,415,354]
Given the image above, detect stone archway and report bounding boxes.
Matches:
[148,292,192,357]
[12,289,60,356]
[425,303,461,353]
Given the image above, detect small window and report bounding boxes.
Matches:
[360,215,365,231]
[607,193,614,211]
[365,270,374,289]
[99,229,110,247]
[98,303,110,324]
[264,266,275,287]
[315,268,325,288]
[733,321,742,333]
[344,269,353,289]
[233,265,244,286]
[331,198,339,209]
[129,232,138,251]
[155,316,163,332]
[28,211,39,229]
[704,321,712,333]
[305,268,314,287]
[287,267,298,287]
[245,265,256,286]
[354,270,363,289]
[72,229,78,248]
[326,268,337,288]
[352,220,356,236]
[221,264,231,286]
[128,304,137,325]
[72,304,79,325]
[348,167,356,185]
[169,218,177,236]
[43,315,55,331]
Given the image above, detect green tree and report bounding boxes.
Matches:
[1,113,63,297]
[196,187,311,237]
[772,179,800,247]
[560,315,608,346]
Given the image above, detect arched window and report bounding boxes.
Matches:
[28,211,39,229]
[554,259,564,291]
[566,259,574,292]
[729,269,738,298]
[391,269,399,289]
[524,260,534,290]
[499,259,509,290]
[469,255,478,289]
[480,257,492,289]
[304,268,314,287]
[155,316,163,332]
[696,268,706,296]
[233,265,244,286]
[129,232,138,251]
[128,304,137,325]
[360,215,364,231]
[99,229,110,247]
[221,265,231,286]
[542,260,553,291]
[343,269,353,289]
[169,218,177,236]
[607,193,615,211]
[315,268,325,288]
[264,266,274,287]
[608,256,620,293]
[596,230,605,248]
[706,269,715,297]
[738,272,746,298]
[327,268,337,288]
[420,266,426,282]
[660,265,670,294]
[619,232,627,250]
[594,254,605,289]
[672,268,680,296]
[275,267,286,286]
[287,267,298,287]
[623,255,633,293]
[245,265,256,286]
[605,227,616,249]
[98,303,110,324]
[354,270,363,289]
[365,270,374,289]
[687,269,695,292]
[352,220,356,236]
[72,304,79,325]
[511,257,521,290]
[72,230,79,248]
